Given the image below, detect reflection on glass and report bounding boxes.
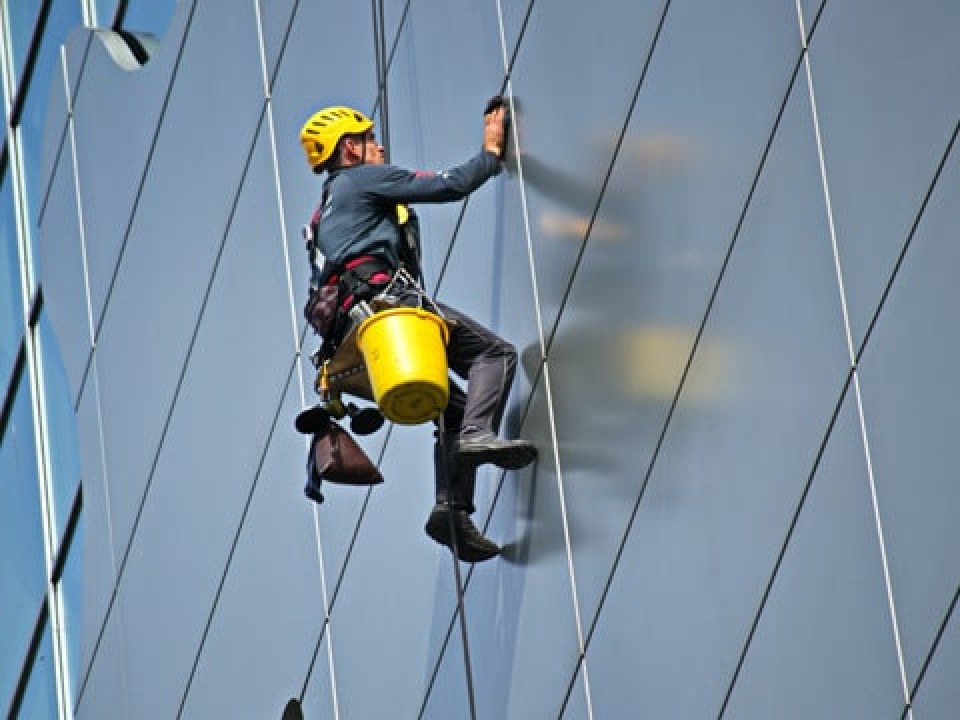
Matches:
[94,0,121,26]
[38,312,81,541]
[59,514,83,709]
[1,175,22,385]
[0,372,46,708]
[16,0,83,288]
[1,0,43,90]
[119,0,177,37]
[14,621,58,720]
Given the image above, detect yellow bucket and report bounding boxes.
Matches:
[356,307,450,425]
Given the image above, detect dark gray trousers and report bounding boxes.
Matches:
[430,299,518,513]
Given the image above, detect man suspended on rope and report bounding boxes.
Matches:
[298,99,537,562]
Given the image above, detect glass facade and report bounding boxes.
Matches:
[1,1,175,717]
[9,0,960,718]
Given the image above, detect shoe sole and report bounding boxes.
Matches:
[425,514,500,563]
[456,444,538,470]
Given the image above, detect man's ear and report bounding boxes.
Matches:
[343,136,361,163]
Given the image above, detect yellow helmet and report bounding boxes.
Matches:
[300,106,374,171]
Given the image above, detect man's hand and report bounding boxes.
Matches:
[483,96,508,159]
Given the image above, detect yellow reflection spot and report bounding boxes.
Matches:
[618,326,730,402]
[540,212,624,242]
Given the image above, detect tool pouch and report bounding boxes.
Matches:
[305,421,384,504]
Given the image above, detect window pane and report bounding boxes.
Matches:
[0,0,43,91]
[15,621,58,720]
[59,515,83,708]
[38,311,81,541]
[16,0,83,288]
[120,0,177,36]
[93,0,120,26]
[1,174,22,386]
[0,371,45,710]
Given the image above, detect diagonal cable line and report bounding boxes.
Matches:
[903,583,960,718]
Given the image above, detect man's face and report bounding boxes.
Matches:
[361,130,385,164]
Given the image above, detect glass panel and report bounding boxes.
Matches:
[910,603,960,718]
[0,370,46,708]
[807,0,960,350]
[256,0,297,82]
[79,0,265,556]
[855,134,960,685]
[721,397,904,718]
[581,67,851,717]
[38,311,81,542]
[118,0,176,37]
[1,174,22,386]
[36,134,89,405]
[1,0,43,90]
[16,0,83,289]
[59,516,84,710]
[13,621,58,720]
[93,0,120,27]
[457,379,580,718]
[175,383,330,718]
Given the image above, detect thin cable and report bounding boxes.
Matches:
[795,3,913,714]
[493,1,594,717]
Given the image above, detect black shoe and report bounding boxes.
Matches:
[454,430,538,470]
[294,405,330,435]
[425,504,500,563]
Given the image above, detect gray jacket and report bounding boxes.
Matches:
[310,150,502,274]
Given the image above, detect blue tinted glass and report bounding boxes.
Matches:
[0,371,46,708]
[38,312,81,541]
[93,0,120,25]
[1,0,43,89]
[16,0,83,287]
[59,515,83,707]
[14,621,57,720]
[1,175,22,386]
[120,0,176,36]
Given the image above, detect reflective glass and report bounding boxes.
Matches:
[16,0,83,289]
[582,67,850,718]
[807,0,960,350]
[59,517,84,709]
[855,137,960,684]
[1,174,22,386]
[38,311,81,541]
[81,0,265,554]
[721,397,904,718]
[1,0,42,89]
[118,0,176,37]
[14,621,57,720]
[176,384,330,718]
[36,135,90,405]
[93,0,120,26]
[0,370,46,708]
[120,125,314,717]
[458,378,581,718]
[910,604,960,718]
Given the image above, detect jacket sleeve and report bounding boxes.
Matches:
[360,151,501,204]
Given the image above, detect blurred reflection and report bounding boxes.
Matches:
[514,112,730,434]
[501,104,737,573]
